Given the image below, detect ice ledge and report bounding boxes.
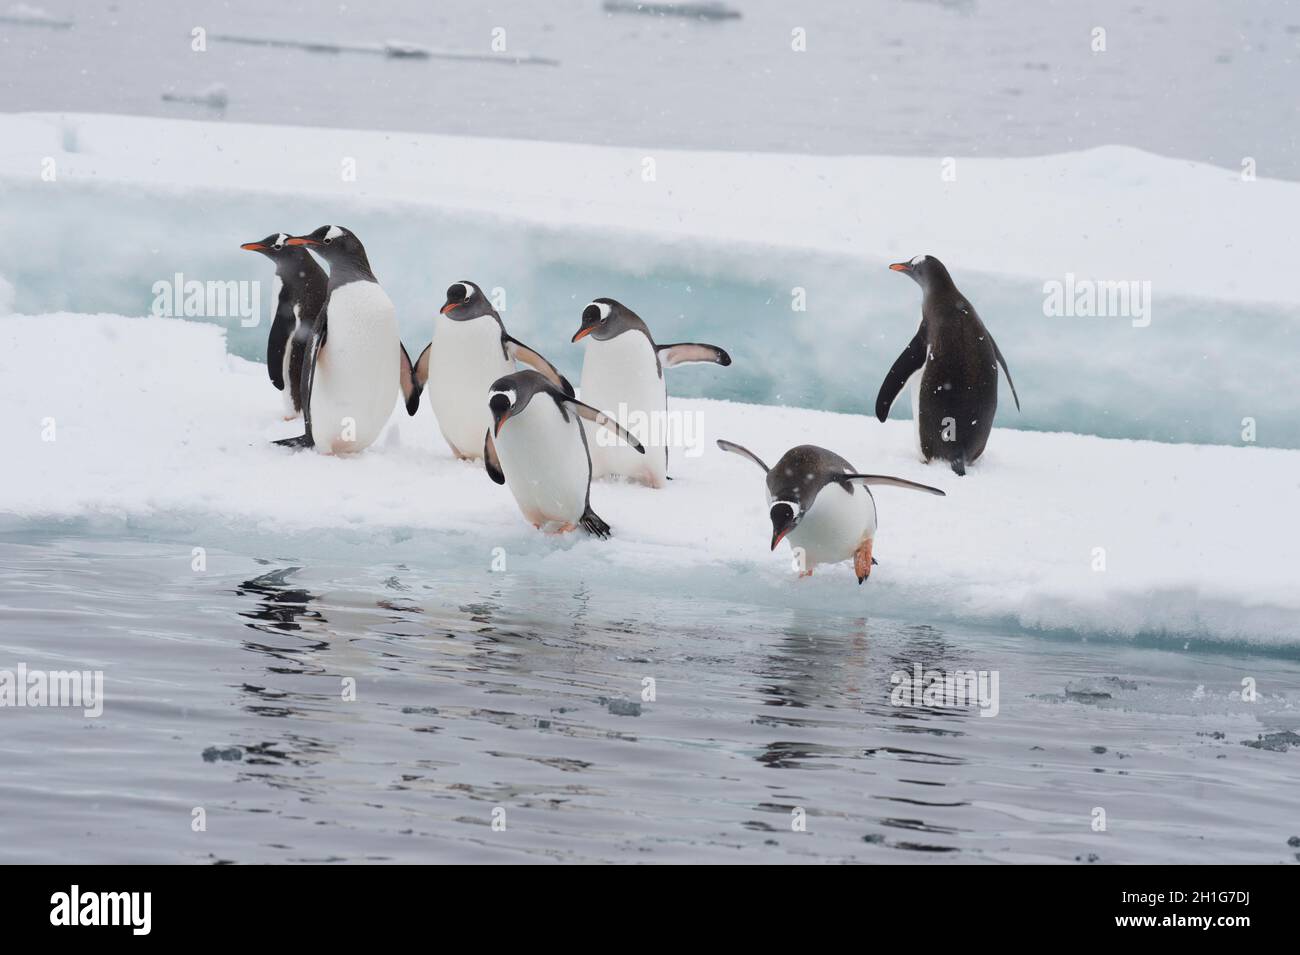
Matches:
[1,111,1296,307]
[2,311,1298,648]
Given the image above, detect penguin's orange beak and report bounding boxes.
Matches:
[889,261,913,273]
[494,411,510,436]
[240,242,266,252]
[440,302,460,315]
[571,325,596,343]
[285,237,319,247]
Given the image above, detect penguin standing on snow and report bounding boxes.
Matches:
[240,232,327,419]
[483,370,645,537]
[273,225,422,454]
[571,298,730,488]
[716,439,945,583]
[410,280,572,460]
[875,255,1019,475]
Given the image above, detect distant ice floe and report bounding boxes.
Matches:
[2,312,1298,650]
[213,33,559,66]
[0,3,71,28]
[603,1,741,20]
[160,83,229,109]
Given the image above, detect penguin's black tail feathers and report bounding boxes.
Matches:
[580,507,611,540]
[273,434,314,450]
[950,453,966,477]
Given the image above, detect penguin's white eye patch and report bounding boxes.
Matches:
[587,302,612,321]
[460,283,476,299]
[273,233,288,250]
[323,225,344,244]
[910,254,926,267]
[489,388,516,406]
[772,499,799,514]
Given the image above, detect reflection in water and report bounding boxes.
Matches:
[745,609,976,853]
[233,566,322,634]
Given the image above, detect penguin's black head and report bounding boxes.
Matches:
[889,254,951,290]
[769,499,801,551]
[286,225,365,263]
[440,281,493,321]
[240,232,293,259]
[488,374,524,437]
[572,298,639,343]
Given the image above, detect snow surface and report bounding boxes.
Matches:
[1,111,1297,307]
[3,312,1298,648]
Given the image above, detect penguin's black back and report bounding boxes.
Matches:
[917,290,1000,468]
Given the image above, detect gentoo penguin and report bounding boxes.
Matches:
[571,297,730,488]
[716,440,945,583]
[483,370,644,537]
[273,225,422,454]
[875,255,1020,476]
[410,280,573,460]
[240,232,327,419]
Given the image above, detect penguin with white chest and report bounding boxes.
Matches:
[572,298,731,488]
[716,440,945,583]
[483,370,645,537]
[875,255,1020,476]
[273,225,422,454]
[410,281,572,460]
[240,232,327,420]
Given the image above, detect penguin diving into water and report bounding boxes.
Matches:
[271,225,422,454]
[875,255,1019,476]
[410,280,573,460]
[716,439,945,583]
[240,232,327,420]
[483,370,645,538]
[572,297,731,488]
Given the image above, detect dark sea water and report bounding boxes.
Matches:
[2,532,1297,864]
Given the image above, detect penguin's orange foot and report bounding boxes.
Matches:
[854,539,875,584]
[557,523,577,534]
[798,568,814,578]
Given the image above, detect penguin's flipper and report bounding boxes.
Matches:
[715,439,770,473]
[991,335,1020,411]
[287,321,313,412]
[412,343,431,391]
[505,335,574,397]
[483,428,505,485]
[875,327,927,422]
[299,306,327,447]
[579,506,611,540]
[840,473,946,496]
[267,306,292,390]
[562,397,645,453]
[398,342,423,416]
[656,342,732,368]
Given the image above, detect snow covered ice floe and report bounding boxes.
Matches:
[2,111,1297,307]
[4,112,1300,451]
[2,312,1298,650]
